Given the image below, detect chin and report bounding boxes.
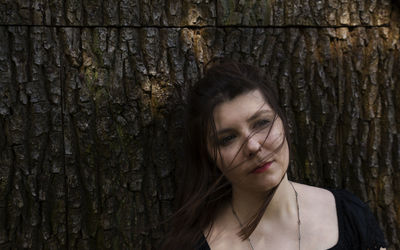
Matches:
[257,172,287,192]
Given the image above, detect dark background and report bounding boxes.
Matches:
[0,0,399,249]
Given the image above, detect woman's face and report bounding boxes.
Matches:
[209,89,289,193]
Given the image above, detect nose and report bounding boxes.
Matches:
[245,136,262,157]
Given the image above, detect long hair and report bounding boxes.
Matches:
[161,61,291,249]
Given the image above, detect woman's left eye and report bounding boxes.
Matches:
[254,119,270,128]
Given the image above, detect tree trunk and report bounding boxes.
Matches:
[0,0,399,249]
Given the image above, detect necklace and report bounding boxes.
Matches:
[230,181,301,250]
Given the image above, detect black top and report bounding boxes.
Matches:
[197,189,387,250]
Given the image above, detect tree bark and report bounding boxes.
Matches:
[0,0,399,249]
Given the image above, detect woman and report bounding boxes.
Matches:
[162,61,387,249]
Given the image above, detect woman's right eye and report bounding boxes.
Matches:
[219,135,236,146]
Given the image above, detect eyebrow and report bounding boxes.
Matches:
[215,109,274,136]
[247,109,274,122]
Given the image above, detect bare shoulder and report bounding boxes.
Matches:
[292,182,335,206]
[292,182,336,218]
[292,182,339,249]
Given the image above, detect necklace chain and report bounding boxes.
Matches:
[231,203,255,250]
[290,181,301,250]
[230,181,301,250]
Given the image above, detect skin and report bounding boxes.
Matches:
[206,90,386,250]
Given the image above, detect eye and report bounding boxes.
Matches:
[254,119,270,128]
[219,134,236,146]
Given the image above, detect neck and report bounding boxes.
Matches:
[230,175,298,224]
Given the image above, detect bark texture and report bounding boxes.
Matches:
[0,0,399,249]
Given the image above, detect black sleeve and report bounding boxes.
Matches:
[331,189,387,249]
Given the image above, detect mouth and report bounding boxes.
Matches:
[251,161,273,174]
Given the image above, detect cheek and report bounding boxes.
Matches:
[281,139,290,158]
[207,144,229,171]
[215,148,231,170]
[263,122,286,146]
[261,131,283,149]
[215,146,241,171]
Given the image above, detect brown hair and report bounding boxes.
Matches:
[161,60,291,249]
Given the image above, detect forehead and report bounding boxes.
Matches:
[213,90,272,130]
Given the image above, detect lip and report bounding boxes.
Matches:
[251,161,273,174]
